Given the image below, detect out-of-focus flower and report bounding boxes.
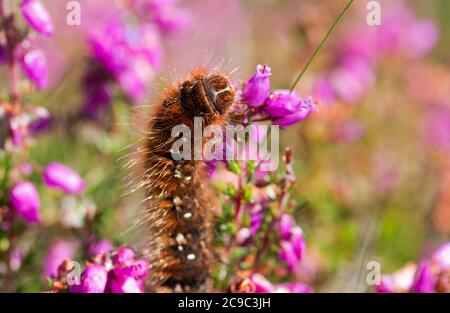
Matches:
[0,44,7,64]
[432,243,450,269]
[112,247,135,267]
[109,275,144,293]
[87,22,161,104]
[77,264,108,293]
[312,76,335,104]
[273,283,312,293]
[44,240,77,278]
[236,228,251,245]
[43,162,86,195]
[19,49,49,89]
[279,213,294,241]
[408,20,439,57]
[243,65,272,107]
[20,0,54,36]
[375,263,417,293]
[332,120,365,144]
[423,106,450,151]
[411,261,436,293]
[250,273,273,293]
[145,0,190,34]
[9,181,41,224]
[9,249,25,272]
[88,239,113,257]
[249,205,264,236]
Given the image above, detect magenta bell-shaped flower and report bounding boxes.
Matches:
[9,181,41,224]
[20,49,49,89]
[243,64,272,107]
[272,97,317,128]
[43,163,86,195]
[78,264,108,293]
[20,0,54,36]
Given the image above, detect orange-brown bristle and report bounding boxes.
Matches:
[143,68,235,292]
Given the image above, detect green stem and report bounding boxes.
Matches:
[289,0,355,92]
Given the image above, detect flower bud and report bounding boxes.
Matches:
[43,163,86,195]
[9,181,41,224]
[20,49,49,89]
[20,0,54,36]
[243,65,272,107]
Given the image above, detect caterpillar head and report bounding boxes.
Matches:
[179,74,235,118]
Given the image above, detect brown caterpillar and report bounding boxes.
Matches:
[143,67,235,292]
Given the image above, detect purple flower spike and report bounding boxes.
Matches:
[20,49,49,89]
[79,264,108,293]
[20,0,54,36]
[9,181,41,224]
[43,163,86,195]
[243,64,272,107]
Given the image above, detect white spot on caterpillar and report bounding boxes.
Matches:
[178,245,183,251]
[174,169,182,179]
[176,233,186,244]
[187,254,196,261]
[183,212,192,219]
[184,176,192,183]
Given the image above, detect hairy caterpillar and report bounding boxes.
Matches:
[143,67,235,292]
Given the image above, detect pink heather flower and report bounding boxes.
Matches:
[43,162,86,195]
[112,247,135,267]
[272,97,316,128]
[0,44,7,64]
[9,181,41,224]
[273,283,313,293]
[114,259,149,280]
[88,22,161,103]
[20,0,54,36]
[332,120,365,143]
[19,49,49,89]
[110,275,144,293]
[236,228,251,245]
[146,0,190,34]
[279,227,305,272]
[423,106,450,150]
[10,249,25,272]
[79,264,108,293]
[375,263,417,293]
[243,65,272,107]
[263,90,302,118]
[279,214,294,241]
[410,261,436,293]
[44,240,77,278]
[250,273,274,293]
[250,205,264,236]
[88,239,113,257]
[408,20,439,57]
[432,243,450,269]
[313,76,335,104]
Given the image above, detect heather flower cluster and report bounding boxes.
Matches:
[241,65,317,128]
[49,246,149,293]
[81,0,189,121]
[313,4,439,104]
[376,243,450,293]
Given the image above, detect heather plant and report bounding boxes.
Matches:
[0,0,449,294]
